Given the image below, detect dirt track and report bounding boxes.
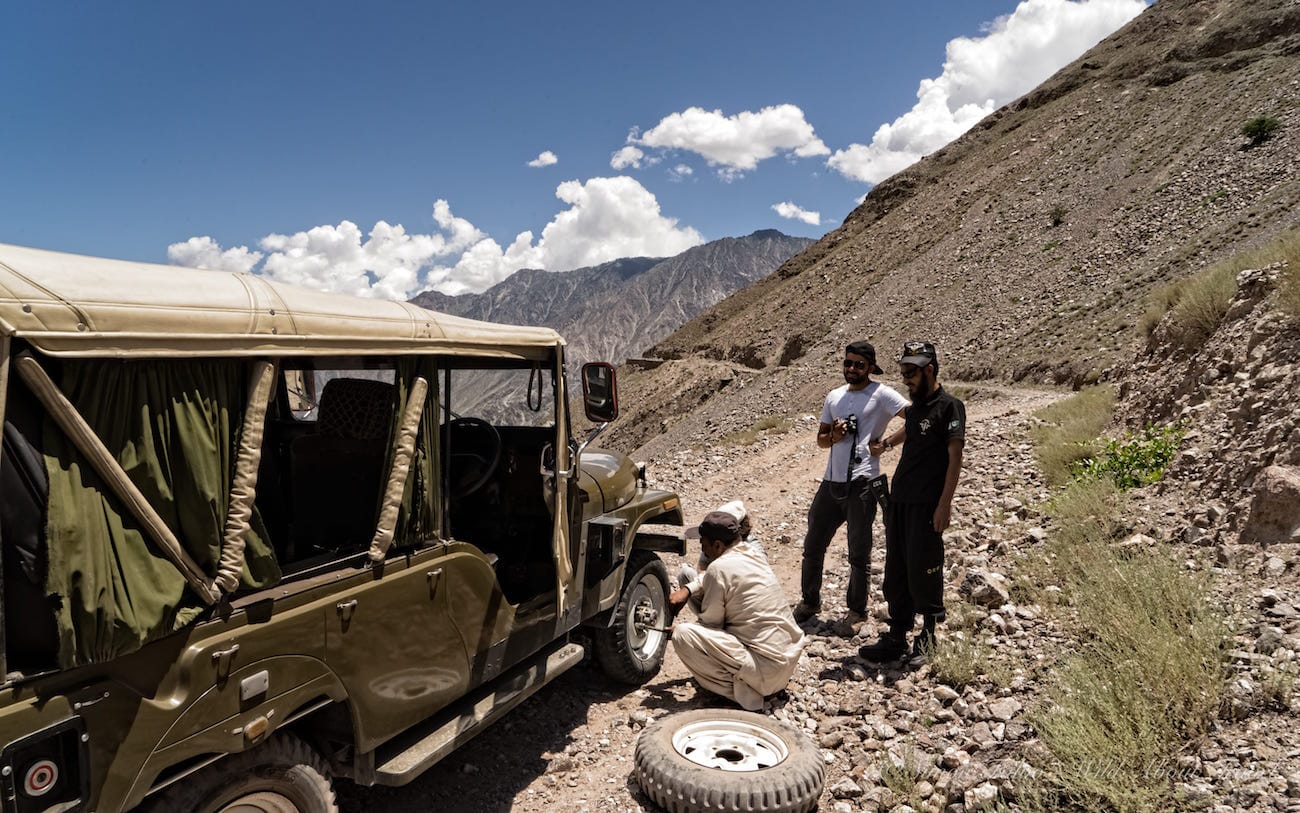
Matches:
[337,383,1062,813]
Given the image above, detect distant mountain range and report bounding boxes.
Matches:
[410,229,814,371]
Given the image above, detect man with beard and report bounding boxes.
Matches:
[792,341,908,624]
[860,340,965,661]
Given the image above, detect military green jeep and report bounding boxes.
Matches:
[0,242,684,812]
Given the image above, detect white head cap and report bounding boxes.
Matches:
[716,500,747,522]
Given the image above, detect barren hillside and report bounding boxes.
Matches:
[604,0,1300,457]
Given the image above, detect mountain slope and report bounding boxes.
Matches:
[412,230,812,368]
[606,0,1300,456]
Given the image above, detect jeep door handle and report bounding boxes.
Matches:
[336,599,358,623]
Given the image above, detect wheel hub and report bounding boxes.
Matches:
[670,720,791,772]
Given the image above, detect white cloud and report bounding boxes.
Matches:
[427,177,703,293]
[669,164,694,182]
[169,179,703,298]
[166,236,263,273]
[610,145,644,170]
[771,202,821,227]
[256,220,445,300]
[527,150,558,167]
[828,0,1146,184]
[631,104,829,176]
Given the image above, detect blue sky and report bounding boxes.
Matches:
[0,1,1147,297]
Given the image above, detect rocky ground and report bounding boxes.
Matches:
[337,379,1300,812]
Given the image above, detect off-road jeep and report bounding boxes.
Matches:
[0,242,684,812]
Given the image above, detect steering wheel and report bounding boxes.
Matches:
[446,417,503,498]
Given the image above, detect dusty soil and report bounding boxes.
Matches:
[336,382,1061,813]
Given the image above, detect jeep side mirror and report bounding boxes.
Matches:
[581,362,618,423]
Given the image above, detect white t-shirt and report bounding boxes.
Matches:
[820,382,909,481]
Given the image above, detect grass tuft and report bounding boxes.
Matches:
[1025,406,1228,811]
[721,414,793,446]
[1143,224,1300,338]
[1165,263,1236,348]
[877,741,935,808]
[1272,228,1300,318]
[928,631,1013,689]
[1030,385,1114,487]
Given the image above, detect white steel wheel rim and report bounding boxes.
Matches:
[671,720,790,772]
[626,577,665,659]
[219,791,301,812]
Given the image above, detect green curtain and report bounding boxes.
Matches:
[42,359,281,668]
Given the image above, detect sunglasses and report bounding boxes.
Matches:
[842,359,868,369]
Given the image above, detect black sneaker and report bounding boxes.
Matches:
[911,627,936,659]
[858,633,907,662]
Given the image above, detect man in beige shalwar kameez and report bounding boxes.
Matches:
[668,511,805,711]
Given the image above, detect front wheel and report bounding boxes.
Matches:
[634,709,825,813]
[142,733,337,813]
[594,549,669,684]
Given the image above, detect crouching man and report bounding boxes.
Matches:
[668,511,805,710]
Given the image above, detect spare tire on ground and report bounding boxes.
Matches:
[633,708,824,813]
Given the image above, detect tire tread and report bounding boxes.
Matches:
[633,709,824,813]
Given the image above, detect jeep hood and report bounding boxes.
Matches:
[577,448,638,515]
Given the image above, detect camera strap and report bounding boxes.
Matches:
[846,414,860,483]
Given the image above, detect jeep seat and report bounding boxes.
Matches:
[290,378,395,554]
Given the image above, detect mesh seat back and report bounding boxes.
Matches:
[291,378,395,554]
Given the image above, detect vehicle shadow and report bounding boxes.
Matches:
[335,665,611,813]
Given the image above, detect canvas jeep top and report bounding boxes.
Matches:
[0,242,684,813]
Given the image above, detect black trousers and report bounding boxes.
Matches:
[883,501,946,636]
[800,478,876,613]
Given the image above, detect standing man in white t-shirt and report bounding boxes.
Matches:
[793,341,909,624]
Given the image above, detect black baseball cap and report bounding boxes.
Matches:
[899,340,937,368]
[845,341,884,374]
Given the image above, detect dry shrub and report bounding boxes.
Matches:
[1029,479,1226,811]
[721,414,793,446]
[1030,386,1114,487]
[1165,263,1236,348]
[1145,224,1300,339]
[928,630,1012,689]
[1024,408,1229,811]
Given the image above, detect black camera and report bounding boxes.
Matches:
[842,413,858,435]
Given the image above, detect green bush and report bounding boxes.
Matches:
[1242,115,1280,147]
[1070,423,1185,490]
[1049,204,1068,227]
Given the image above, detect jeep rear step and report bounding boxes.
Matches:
[371,640,584,785]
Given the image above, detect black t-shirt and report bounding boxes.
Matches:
[892,386,966,504]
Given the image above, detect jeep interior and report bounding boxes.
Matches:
[264,357,563,607]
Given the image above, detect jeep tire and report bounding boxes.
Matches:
[594,549,669,684]
[634,709,824,813]
[143,733,337,813]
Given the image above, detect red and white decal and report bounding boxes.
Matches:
[23,759,58,797]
